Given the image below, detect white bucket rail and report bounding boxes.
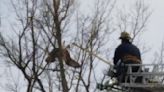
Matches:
[121,64,164,89]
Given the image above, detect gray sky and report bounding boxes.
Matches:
[140,0,164,48]
[147,0,164,48]
[1,0,164,62]
[0,0,164,91]
[79,0,164,63]
[133,0,164,63]
[118,0,164,64]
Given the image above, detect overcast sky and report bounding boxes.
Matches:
[118,0,164,63]
[78,0,164,63]
[139,0,164,49]
[0,0,164,91]
[1,0,164,61]
[124,0,164,63]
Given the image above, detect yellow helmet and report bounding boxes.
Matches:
[119,32,131,40]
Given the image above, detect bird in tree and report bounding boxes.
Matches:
[46,45,81,68]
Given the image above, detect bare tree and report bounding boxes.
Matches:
[0,0,47,92]
[152,41,164,73]
[0,0,151,92]
[115,0,152,64]
[116,0,151,42]
[100,0,152,92]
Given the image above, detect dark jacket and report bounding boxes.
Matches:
[113,42,141,65]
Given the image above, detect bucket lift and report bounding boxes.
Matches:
[72,43,164,92]
[97,64,164,92]
[120,64,164,92]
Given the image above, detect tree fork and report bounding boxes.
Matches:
[53,0,69,92]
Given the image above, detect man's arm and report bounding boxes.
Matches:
[113,47,120,65]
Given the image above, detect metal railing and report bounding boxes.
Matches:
[121,64,164,88]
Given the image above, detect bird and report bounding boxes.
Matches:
[46,47,80,68]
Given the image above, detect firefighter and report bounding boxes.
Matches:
[113,32,142,83]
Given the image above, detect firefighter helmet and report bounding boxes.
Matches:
[119,32,131,40]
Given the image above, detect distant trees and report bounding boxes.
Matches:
[0,0,151,92]
[116,0,151,42]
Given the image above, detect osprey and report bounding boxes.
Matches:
[46,47,80,68]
